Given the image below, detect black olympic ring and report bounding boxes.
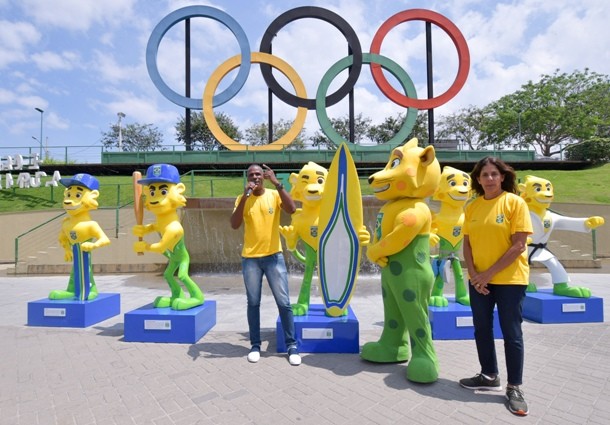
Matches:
[259,6,363,110]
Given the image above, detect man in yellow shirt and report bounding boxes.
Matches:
[230,164,300,366]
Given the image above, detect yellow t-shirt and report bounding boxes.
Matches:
[463,192,532,285]
[234,189,283,258]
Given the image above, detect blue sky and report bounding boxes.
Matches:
[1,0,608,162]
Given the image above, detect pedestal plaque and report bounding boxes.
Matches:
[277,304,359,353]
[124,300,216,343]
[27,293,120,328]
[523,289,603,324]
[429,298,503,340]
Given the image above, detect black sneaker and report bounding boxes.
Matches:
[459,373,502,391]
[506,387,529,416]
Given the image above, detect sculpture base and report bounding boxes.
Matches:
[124,300,216,343]
[277,304,359,353]
[523,289,603,323]
[27,293,120,328]
[429,298,503,340]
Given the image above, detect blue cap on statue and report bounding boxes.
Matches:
[138,164,180,185]
[59,173,100,191]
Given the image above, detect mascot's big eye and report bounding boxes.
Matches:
[463,181,470,186]
[317,177,325,184]
[149,189,155,197]
[390,158,400,169]
[535,187,541,192]
[161,189,168,196]
[449,180,457,187]
[75,192,82,198]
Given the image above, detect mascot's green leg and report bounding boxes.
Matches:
[452,258,469,306]
[49,270,77,300]
[553,282,591,298]
[526,281,538,293]
[361,274,410,363]
[155,261,185,308]
[87,272,99,301]
[292,245,316,316]
[172,260,204,310]
[429,267,448,307]
[404,303,439,383]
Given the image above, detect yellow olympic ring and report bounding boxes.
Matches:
[203,52,307,151]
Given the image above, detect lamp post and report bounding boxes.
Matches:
[117,112,126,151]
[31,136,43,159]
[34,107,44,158]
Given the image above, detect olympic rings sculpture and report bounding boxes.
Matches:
[146,5,470,151]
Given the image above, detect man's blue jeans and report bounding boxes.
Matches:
[469,283,526,386]
[242,253,297,350]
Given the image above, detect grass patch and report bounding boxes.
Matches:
[1,164,608,213]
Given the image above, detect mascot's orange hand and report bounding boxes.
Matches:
[81,242,96,252]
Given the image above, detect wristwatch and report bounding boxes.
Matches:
[275,183,284,190]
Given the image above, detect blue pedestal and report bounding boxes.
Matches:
[429,298,503,340]
[124,300,216,343]
[27,293,120,328]
[277,304,359,353]
[523,289,603,324]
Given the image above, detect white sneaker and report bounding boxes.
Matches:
[247,346,260,363]
[287,347,301,366]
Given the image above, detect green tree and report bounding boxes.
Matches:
[175,111,242,151]
[565,136,610,163]
[101,122,163,152]
[309,113,372,149]
[367,111,428,146]
[437,106,488,150]
[480,69,610,157]
[243,119,306,150]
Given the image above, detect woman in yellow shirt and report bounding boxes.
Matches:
[460,157,533,417]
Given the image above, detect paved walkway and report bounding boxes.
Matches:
[1,265,609,424]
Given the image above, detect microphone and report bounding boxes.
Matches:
[246,188,253,198]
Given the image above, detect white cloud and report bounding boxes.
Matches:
[0,20,40,68]
[18,0,138,31]
[31,51,81,71]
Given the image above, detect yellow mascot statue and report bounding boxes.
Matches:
[518,175,605,298]
[133,164,204,310]
[279,162,328,315]
[362,138,440,383]
[50,173,110,301]
[429,166,472,307]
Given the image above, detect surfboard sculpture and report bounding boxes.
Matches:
[317,144,369,317]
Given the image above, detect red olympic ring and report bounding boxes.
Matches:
[370,9,470,110]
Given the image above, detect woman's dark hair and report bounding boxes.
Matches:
[470,156,518,196]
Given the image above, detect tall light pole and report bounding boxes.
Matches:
[117,112,125,151]
[34,107,44,158]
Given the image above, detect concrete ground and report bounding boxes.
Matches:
[1,264,609,424]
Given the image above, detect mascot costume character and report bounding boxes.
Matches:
[519,175,604,298]
[50,173,110,301]
[279,162,328,316]
[133,164,204,310]
[429,166,472,307]
[362,138,440,384]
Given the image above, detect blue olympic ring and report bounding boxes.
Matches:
[146,5,251,110]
